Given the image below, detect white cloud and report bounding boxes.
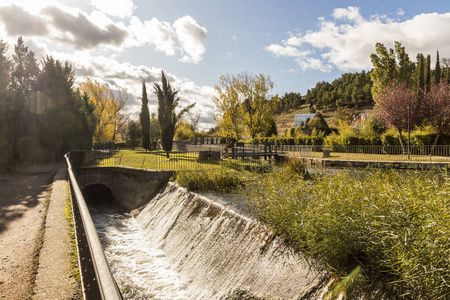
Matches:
[173,16,207,64]
[266,7,450,72]
[128,16,177,55]
[333,6,364,24]
[90,0,136,19]
[55,53,216,129]
[397,8,405,17]
[0,2,207,63]
[265,44,309,57]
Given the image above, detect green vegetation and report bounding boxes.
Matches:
[0,37,96,173]
[176,168,244,192]
[305,71,373,111]
[154,70,195,157]
[175,156,450,299]
[140,79,151,151]
[246,166,450,299]
[65,189,81,286]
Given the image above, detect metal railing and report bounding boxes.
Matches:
[324,145,450,162]
[65,154,123,300]
[81,149,283,170]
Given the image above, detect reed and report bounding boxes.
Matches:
[247,167,450,299]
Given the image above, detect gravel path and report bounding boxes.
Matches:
[0,163,81,299]
[33,167,81,299]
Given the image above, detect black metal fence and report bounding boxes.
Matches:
[325,145,450,162]
[81,148,284,171]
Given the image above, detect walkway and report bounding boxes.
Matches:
[0,164,81,299]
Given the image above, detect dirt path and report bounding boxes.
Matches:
[0,163,78,299]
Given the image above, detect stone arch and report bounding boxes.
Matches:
[81,183,114,205]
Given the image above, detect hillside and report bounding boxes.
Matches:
[275,104,376,135]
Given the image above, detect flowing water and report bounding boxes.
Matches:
[90,205,190,299]
[89,184,325,299]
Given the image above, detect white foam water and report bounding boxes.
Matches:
[90,205,189,300]
[89,184,326,299]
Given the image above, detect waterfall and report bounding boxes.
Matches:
[134,183,325,299]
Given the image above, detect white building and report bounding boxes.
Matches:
[294,113,316,127]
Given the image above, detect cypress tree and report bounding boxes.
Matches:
[416,54,425,103]
[140,79,151,151]
[154,71,194,158]
[435,51,441,85]
[425,54,431,93]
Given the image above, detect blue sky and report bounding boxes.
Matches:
[1,0,450,129]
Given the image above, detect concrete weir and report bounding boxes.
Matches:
[75,167,328,299]
[134,183,327,299]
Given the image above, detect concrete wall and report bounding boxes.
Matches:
[76,167,174,210]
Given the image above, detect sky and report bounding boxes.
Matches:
[1,0,450,130]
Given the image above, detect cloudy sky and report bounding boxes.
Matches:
[1,0,450,130]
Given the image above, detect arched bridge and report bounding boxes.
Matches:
[75,167,174,210]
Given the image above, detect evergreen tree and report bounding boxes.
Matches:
[154,71,195,157]
[425,54,431,93]
[416,54,425,104]
[435,51,441,85]
[126,120,141,150]
[0,39,13,172]
[139,79,151,151]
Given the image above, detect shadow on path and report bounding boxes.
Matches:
[0,163,60,235]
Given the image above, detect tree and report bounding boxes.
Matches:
[425,54,431,93]
[239,73,276,139]
[307,112,330,134]
[376,81,418,150]
[370,41,415,103]
[0,37,95,172]
[213,72,276,139]
[435,51,441,85]
[416,53,425,104]
[187,111,200,142]
[79,78,127,141]
[139,79,151,151]
[0,39,13,171]
[126,120,141,150]
[422,80,450,147]
[154,71,195,157]
[213,74,242,139]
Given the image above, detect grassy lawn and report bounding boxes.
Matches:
[93,150,268,171]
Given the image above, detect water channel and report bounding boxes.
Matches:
[89,204,190,300]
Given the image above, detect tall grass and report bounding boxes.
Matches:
[176,167,244,192]
[247,167,450,299]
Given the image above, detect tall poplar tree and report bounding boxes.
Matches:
[140,79,151,151]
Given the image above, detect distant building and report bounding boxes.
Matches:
[294,113,316,127]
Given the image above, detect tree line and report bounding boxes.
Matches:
[305,71,373,111]
[372,41,450,148]
[0,37,96,172]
